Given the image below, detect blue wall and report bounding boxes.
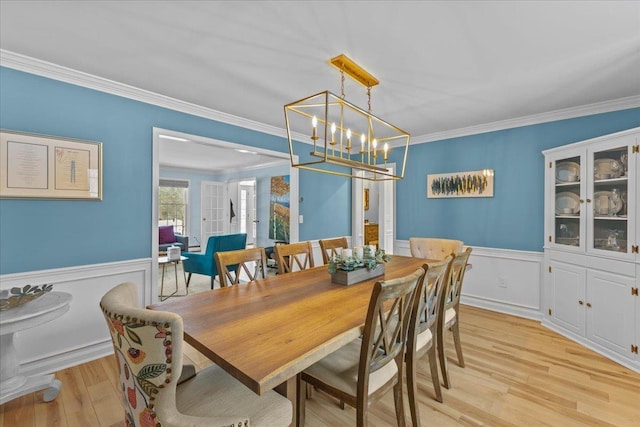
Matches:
[395,109,640,251]
[0,67,350,274]
[1,66,638,274]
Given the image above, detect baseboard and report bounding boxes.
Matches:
[461,295,542,321]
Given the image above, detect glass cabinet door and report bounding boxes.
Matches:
[590,144,629,254]
[553,154,582,248]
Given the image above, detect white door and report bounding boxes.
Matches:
[352,165,395,253]
[378,166,395,254]
[239,180,256,246]
[201,181,226,246]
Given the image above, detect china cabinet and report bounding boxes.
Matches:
[543,127,639,372]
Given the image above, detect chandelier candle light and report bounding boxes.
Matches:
[284,54,410,181]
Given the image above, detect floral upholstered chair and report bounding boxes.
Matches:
[100,282,291,427]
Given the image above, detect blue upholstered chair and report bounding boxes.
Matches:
[182,233,247,289]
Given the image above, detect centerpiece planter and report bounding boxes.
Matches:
[331,263,385,285]
[328,246,390,286]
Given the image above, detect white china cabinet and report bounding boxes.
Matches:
[543,127,639,372]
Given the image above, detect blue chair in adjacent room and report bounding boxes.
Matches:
[182,233,247,289]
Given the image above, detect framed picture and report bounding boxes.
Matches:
[427,169,494,198]
[1,130,102,200]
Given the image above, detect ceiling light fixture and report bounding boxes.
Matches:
[284,54,410,181]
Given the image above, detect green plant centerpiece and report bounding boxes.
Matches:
[328,246,391,285]
[0,284,54,311]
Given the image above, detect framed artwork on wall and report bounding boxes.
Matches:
[0,130,102,200]
[427,169,494,198]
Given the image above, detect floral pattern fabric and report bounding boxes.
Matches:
[102,308,174,427]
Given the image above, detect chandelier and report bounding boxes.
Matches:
[284,54,410,181]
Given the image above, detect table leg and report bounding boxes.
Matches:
[275,376,299,427]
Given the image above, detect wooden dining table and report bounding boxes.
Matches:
[148,254,429,426]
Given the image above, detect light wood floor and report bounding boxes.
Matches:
[1,305,639,426]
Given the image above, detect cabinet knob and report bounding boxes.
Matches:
[586,198,591,203]
[586,302,592,308]
[579,199,584,203]
[578,300,584,305]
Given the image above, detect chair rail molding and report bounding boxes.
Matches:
[395,240,544,320]
[0,258,152,377]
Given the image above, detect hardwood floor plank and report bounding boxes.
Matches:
[2,393,35,427]
[34,397,66,427]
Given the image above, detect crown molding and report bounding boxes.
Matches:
[0,49,288,139]
[411,95,640,144]
[3,49,638,147]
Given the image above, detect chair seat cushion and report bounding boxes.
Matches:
[444,307,456,328]
[303,338,398,397]
[176,364,292,427]
[416,328,433,351]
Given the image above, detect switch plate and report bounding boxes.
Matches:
[499,277,508,288]
[299,215,304,224]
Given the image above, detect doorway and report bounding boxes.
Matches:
[152,127,299,301]
[352,165,396,254]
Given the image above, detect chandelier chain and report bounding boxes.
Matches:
[340,68,345,99]
[367,86,372,112]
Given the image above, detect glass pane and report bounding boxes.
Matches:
[554,156,581,247]
[592,146,627,253]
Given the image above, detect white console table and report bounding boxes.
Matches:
[0,291,72,405]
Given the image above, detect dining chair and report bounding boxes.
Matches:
[274,241,315,274]
[215,247,268,287]
[406,256,453,426]
[298,267,426,427]
[409,237,463,261]
[99,282,291,427]
[437,246,472,389]
[319,237,349,264]
[182,233,247,289]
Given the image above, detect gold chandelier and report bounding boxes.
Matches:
[284,54,410,181]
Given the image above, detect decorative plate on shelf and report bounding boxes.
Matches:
[555,161,580,183]
[593,158,623,180]
[555,192,580,215]
[593,191,623,216]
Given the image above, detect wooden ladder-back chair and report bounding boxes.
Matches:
[215,247,268,287]
[409,237,463,261]
[298,267,426,427]
[274,241,315,274]
[319,237,349,264]
[406,256,453,426]
[437,246,472,389]
[100,282,291,427]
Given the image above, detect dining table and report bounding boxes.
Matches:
[148,254,430,427]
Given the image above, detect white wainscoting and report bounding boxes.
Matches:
[395,241,544,320]
[0,259,152,377]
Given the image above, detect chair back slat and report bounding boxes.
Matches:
[274,241,315,274]
[409,256,453,344]
[360,268,425,378]
[443,247,472,311]
[319,237,349,264]
[215,247,268,287]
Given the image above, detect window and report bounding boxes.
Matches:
[159,179,188,235]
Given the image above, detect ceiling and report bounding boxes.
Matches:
[1,1,639,171]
